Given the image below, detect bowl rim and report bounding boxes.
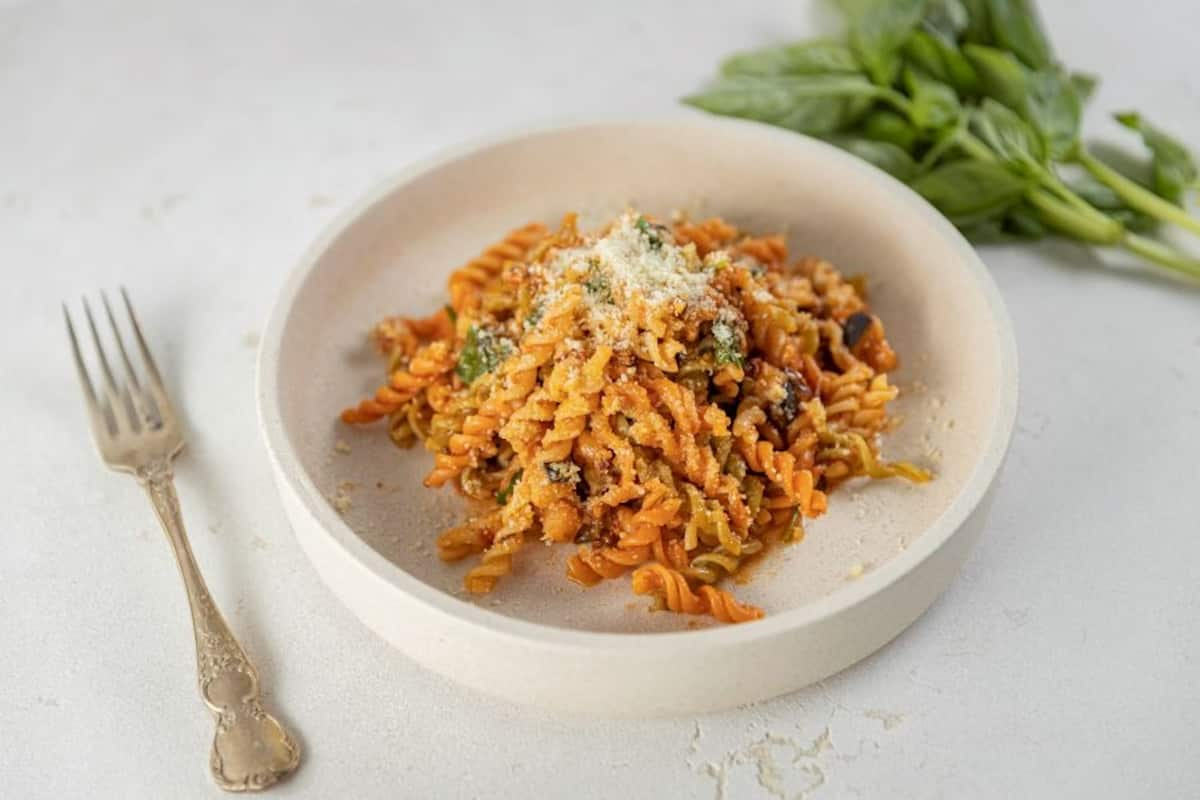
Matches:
[256,113,1019,653]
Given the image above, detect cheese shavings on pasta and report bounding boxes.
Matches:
[340,211,930,624]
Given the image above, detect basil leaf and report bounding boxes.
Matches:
[970,98,1046,170]
[1070,72,1098,106]
[830,138,918,182]
[720,40,861,77]
[985,0,1053,69]
[917,112,969,173]
[1067,175,1125,210]
[1024,67,1082,160]
[960,219,1010,243]
[635,216,663,250]
[964,43,1028,111]
[455,326,511,384]
[922,0,969,41]
[523,300,545,330]
[496,469,523,505]
[903,30,948,80]
[959,0,992,44]
[1115,111,1199,206]
[905,68,961,130]
[904,30,980,95]
[961,204,1045,243]
[711,320,744,367]
[862,109,920,151]
[1106,208,1159,234]
[911,160,1031,226]
[841,0,929,86]
[965,45,1080,159]
[584,270,612,301]
[1003,204,1048,238]
[684,74,881,135]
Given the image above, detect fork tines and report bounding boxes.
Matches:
[64,289,169,438]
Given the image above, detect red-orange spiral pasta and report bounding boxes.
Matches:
[447,222,548,313]
[341,341,456,424]
[630,563,763,623]
[339,211,927,622]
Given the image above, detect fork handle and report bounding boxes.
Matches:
[140,462,300,792]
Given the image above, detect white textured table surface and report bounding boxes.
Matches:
[4,2,1198,798]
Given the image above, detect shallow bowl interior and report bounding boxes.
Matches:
[266,117,1012,635]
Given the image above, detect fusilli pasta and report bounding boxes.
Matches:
[340,211,929,623]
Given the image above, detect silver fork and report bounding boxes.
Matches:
[64,289,300,792]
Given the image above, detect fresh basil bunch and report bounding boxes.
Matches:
[685,0,1200,281]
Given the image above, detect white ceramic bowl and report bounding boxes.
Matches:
[257,116,1018,715]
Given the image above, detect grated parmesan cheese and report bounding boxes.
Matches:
[538,212,725,349]
[588,214,712,308]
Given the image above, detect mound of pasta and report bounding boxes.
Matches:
[341,211,929,624]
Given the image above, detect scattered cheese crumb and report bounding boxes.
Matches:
[864,709,905,731]
[327,489,353,515]
[592,214,711,306]
[327,480,357,515]
[764,382,787,403]
[847,562,865,579]
[334,439,351,454]
[539,212,726,348]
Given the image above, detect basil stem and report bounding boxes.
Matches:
[1025,189,1122,245]
[952,126,1122,232]
[1121,234,1200,280]
[1077,150,1200,238]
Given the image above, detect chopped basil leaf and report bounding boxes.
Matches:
[524,300,545,329]
[711,320,745,367]
[455,326,511,384]
[584,259,612,302]
[496,469,523,505]
[444,304,457,324]
[635,216,664,250]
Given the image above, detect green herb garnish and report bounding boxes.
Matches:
[635,216,664,250]
[524,300,545,330]
[444,304,457,324]
[584,258,613,301]
[711,320,744,367]
[455,326,511,384]
[685,0,1200,281]
[496,469,523,505]
[1112,112,1199,208]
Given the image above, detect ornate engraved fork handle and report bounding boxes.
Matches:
[141,461,300,792]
